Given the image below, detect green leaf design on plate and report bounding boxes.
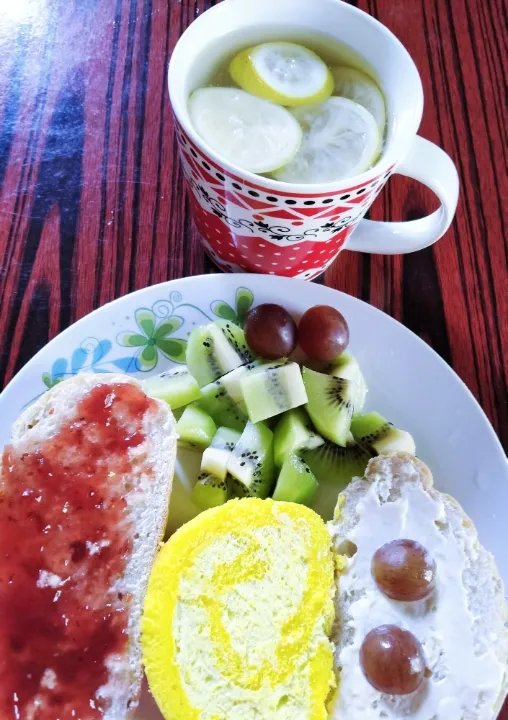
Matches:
[156,337,187,363]
[118,333,148,348]
[235,288,254,323]
[154,316,183,339]
[40,288,255,392]
[135,308,156,338]
[211,301,238,324]
[42,374,64,390]
[139,344,158,369]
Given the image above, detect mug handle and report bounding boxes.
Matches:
[346,136,459,254]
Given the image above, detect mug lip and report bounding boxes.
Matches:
[168,0,423,195]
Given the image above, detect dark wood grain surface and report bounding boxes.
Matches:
[0,0,507,715]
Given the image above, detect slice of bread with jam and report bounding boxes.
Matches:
[0,373,177,719]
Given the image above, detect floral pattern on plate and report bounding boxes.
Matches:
[36,288,255,403]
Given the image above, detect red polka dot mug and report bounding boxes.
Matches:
[169,0,459,280]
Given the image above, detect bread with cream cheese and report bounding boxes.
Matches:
[328,452,508,720]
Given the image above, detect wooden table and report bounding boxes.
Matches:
[0,0,506,711]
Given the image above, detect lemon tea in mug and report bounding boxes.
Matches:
[187,29,387,184]
[170,0,458,277]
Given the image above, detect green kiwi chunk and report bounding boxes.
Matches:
[240,361,308,424]
[301,438,371,487]
[328,352,368,415]
[301,438,372,520]
[192,473,231,510]
[302,367,356,446]
[350,412,416,454]
[196,364,254,431]
[214,319,256,364]
[142,367,202,409]
[176,404,216,451]
[227,421,275,498]
[230,477,250,498]
[272,453,318,505]
[273,407,324,467]
[186,323,244,387]
[201,427,242,480]
[219,362,259,405]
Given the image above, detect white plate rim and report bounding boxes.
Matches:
[0,273,505,456]
[1,273,506,565]
[1,273,507,719]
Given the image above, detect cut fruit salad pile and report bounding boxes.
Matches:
[143,303,415,520]
[189,42,386,183]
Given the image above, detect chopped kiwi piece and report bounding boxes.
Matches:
[272,453,318,505]
[215,319,256,364]
[351,412,416,454]
[302,367,357,446]
[186,323,244,387]
[230,476,250,498]
[171,407,186,422]
[328,352,368,415]
[191,472,231,510]
[301,437,371,487]
[176,404,217,451]
[197,378,248,431]
[227,421,275,498]
[301,438,371,520]
[196,362,260,431]
[273,407,324,467]
[142,367,202,409]
[220,360,262,402]
[240,361,308,424]
[201,426,242,480]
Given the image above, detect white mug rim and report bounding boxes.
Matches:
[168,0,424,194]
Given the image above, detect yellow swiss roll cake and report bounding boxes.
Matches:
[141,498,336,719]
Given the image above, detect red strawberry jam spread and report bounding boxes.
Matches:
[0,382,157,719]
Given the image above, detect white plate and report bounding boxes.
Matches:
[1,274,506,719]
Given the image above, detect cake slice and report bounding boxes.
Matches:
[0,373,177,719]
[142,498,336,719]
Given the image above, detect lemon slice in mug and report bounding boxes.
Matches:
[272,97,381,184]
[230,42,334,107]
[188,87,302,174]
[331,66,386,131]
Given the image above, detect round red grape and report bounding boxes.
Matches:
[298,305,349,361]
[360,625,426,695]
[244,304,297,359]
[372,539,436,602]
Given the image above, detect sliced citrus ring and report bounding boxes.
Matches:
[331,66,386,131]
[188,87,302,174]
[272,97,381,184]
[230,42,333,107]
